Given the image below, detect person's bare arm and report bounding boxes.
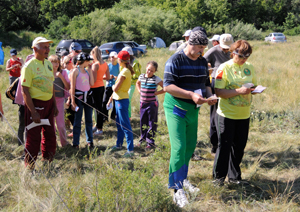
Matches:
[6,59,13,72]
[154,81,165,95]
[205,86,217,105]
[22,86,40,123]
[88,67,95,86]
[91,63,99,84]
[215,87,254,99]
[56,72,70,90]
[136,80,141,94]
[112,76,125,93]
[70,69,78,111]
[103,65,110,80]
[164,84,207,105]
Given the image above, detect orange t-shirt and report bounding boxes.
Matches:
[91,61,108,88]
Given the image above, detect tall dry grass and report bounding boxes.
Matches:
[0,36,300,211]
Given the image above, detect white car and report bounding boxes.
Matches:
[265,32,287,43]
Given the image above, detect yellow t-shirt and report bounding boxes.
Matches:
[215,59,257,120]
[21,58,54,101]
[112,67,131,100]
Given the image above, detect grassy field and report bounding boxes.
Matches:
[0,32,300,211]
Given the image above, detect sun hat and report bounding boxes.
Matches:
[31,37,53,48]
[219,34,234,49]
[70,42,82,51]
[109,51,118,58]
[10,49,17,56]
[118,51,130,61]
[122,46,134,56]
[77,52,93,61]
[209,34,220,41]
[182,29,192,37]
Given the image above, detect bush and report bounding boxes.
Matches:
[46,15,71,39]
[261,21,284,32]
[284,26,300,36]
[224,20,263,40]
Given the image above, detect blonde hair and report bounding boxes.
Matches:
[48,55,62,72]
[91,46,104,64]
[62,56,72,69]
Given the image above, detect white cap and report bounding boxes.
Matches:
[219,34,234,49]
[31,37,53,48]
[209,34,220,41]
[182,29,192,37]
[109,51,118,58]
[122,46,134,56]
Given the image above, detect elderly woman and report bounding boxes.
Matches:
[213,40,259,186]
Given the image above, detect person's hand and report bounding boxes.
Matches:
[207,99,217,105]
[66,98,71,107]
[110,74,114,80]
[191,92,207,105]
[15,64,20,67]
[56,72,62,79]
[54,106,59,117]
[71,102,78,111]
[31,111,41,123]
[237,87,253,95]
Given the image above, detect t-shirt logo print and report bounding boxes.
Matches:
[48,65,52,71]
[244,68,251,76]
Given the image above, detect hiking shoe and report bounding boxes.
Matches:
[92,126,97,132]
[87,142,94,148]
[211,146,218,154]
[94,130,103,135]
[212,178,225,187]
[173,189,188,208]
[123,151,134,158]
[191,154,204,161]
[146,144,156,150]
[183,179,200,193]
[72,145,79,149]
[110,146,122,152]
[228,179,250,186]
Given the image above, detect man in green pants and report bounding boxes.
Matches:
[163,29,217,208]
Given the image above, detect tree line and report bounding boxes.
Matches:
[1,0,299,45]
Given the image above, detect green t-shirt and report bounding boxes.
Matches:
[215,59,257,119]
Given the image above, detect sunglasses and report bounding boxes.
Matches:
[234,51,250,59]
[75,50,81,53]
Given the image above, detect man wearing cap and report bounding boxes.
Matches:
[21,37,58,169]
[210,34,220,47]
[102,51,119,121]
[203,33,234,154]
[175,29,191,53]
[68,42,82,58]
[163,30,217,207]
[6,49,24,85]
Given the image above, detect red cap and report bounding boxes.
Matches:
[118,51,130,61]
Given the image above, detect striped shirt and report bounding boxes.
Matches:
[138,74,162,102]
[163,50,210,104]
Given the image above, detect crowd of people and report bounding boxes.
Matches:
[1,25,261,208]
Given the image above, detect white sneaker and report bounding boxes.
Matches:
[173,189,188,208]
[183,179,200,193]
[94,130,103,135]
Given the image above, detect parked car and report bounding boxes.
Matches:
[55,39,95,55]
[123,41,147,54]
[264,33,287,43]
[99,41,146,59]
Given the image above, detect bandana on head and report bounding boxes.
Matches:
[188,30,208,46]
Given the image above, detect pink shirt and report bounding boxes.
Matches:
[76,70,90,92]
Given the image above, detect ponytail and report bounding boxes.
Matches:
[126,62,134,75]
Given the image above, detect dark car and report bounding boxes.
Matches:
[55,39,95,55]
[99,41,146,59]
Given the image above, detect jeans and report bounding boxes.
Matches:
[115,99,134,151]
[73,98,93,146]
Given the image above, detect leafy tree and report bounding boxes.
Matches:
[284,12,297,30]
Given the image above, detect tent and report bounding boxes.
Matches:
[149,37,166,48]
[169,40,184,51]
[0,42,4,65]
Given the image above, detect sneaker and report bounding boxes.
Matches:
[173,189,188,208]
[87,142,94,148]
[183,179,200,193]
[191,154,204,161]
[146,144,156,150]
[72,145,79,149]
[94,130,103,135]
[67,132,73,137]
[123,151,134,158]
[92,126,97,132]
[211,146,218,154]
[110,146,122,152]
[212,178,225,187]
[228,179,249,186]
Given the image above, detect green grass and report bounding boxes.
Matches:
[0,33,300,211]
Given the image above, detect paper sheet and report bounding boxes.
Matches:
[26,119,51,130]
[207,95,219,101]
[251,85,267,93]
[242,83,255,88]
[106,102,113,110]
[194,89,203,108]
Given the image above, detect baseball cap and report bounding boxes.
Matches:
[219,34,234,49]
[31,37,53,48]
[10,49,17,56]
[209,34,220,41]
[60,51,69,57]
[118,51,130,61]
[70,42,82,51]
[122,47,134,56]
[77,52,93,61]
[182,29,192,37]
[109,51,118,58]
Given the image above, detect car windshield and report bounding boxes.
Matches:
[274,33,284,36]
[100,43,114,48]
